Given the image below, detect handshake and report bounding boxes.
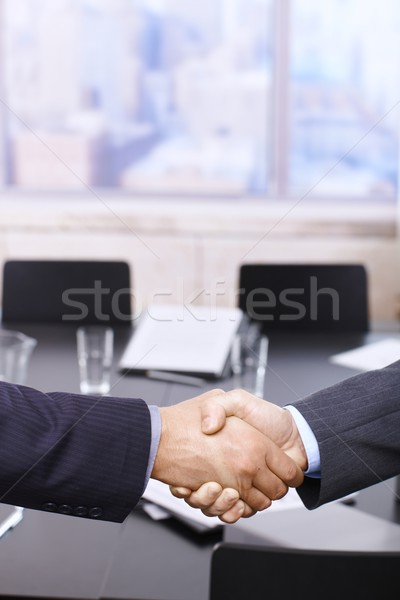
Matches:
[151,389,308,523]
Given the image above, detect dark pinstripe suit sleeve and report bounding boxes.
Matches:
[0,381,151,522]
[293,359,400,509]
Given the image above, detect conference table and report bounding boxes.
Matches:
[0,320,400,600]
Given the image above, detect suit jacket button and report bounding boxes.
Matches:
[42,502,57,512]
[58,504,73,515]
[73,506,88,517]
[89,507,103,519]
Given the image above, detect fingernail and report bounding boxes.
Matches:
[202,417,214,433]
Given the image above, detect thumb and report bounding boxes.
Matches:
[201,389,255,434]
[201,390,245,434]
[201,400,230,434]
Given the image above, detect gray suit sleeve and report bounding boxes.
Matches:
[293,359,400,509]
[0,381,151,522]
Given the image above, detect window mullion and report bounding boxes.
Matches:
[0,0,7,186]
[272,0,290,199]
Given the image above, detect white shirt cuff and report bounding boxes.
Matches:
[284,405,321,477]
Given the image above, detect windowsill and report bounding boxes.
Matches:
[0,191,397,238]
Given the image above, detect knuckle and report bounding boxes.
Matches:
[238,457,255,476]
[202,508,216,517]
[209,387,225,396]
[270,483,288,501]
[285,462,301,484]
[257,496,272,511]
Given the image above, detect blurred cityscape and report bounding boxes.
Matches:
[290,0,400,197]
[1,0,399,198]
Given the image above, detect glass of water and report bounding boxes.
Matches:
[76,325,114,395]
[230,322,268,398]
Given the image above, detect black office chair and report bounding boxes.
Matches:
[1,259,132,325]
[238,263,369,332]
[209,542,400,600]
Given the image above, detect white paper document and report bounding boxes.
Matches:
[225,500,400,552]
[0,505,24,540]
[142,479,305,531]
[143,479,222,529]
[119,304,243,378]
[330,337,400,371]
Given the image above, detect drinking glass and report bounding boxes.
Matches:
[230,323,268,398]
[76,325,114,395]
[0,329,37,385]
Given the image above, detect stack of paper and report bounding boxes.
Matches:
[119,304,243,379]
[142,479,306,533]
[0,505,24,540]
[330,337,400,371]
[142,479,222,531]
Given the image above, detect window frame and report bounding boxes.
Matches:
[0,0,398,236]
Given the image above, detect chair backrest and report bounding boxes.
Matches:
[210,542,400,600]
[238,263,369,332]
[1,259,132,325]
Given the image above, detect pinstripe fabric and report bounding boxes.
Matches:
[294,360,400,509]
[0,382,151,522]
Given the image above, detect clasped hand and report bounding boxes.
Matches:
[151,389,307,523]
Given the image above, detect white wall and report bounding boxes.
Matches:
[0,196,399,324]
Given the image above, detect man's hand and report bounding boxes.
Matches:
[151,390,303,514]
[169,389,308,522]
[200,389,307,467]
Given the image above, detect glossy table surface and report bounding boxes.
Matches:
[0,321,400,600]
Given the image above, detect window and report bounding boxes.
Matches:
[289,0,400,199]
[1,0,399,201]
